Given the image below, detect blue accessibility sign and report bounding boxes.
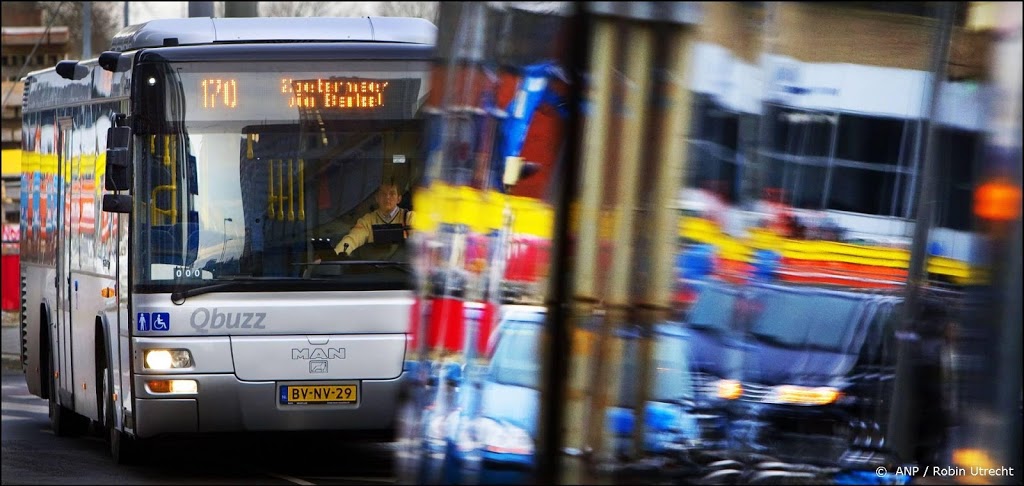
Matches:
[137,312,171,332]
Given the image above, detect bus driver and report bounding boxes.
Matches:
[333,182,414,260]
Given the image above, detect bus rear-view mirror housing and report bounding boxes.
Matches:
[102,194,132,214]
[98,51,132,72]
[55,60,90,80]
[105,126,132,192]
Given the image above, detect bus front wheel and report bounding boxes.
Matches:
[99,348,143,464]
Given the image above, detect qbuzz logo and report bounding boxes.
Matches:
[190,308,267,333]
[137,312,170,332]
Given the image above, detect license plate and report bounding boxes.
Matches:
[279,384,358,405]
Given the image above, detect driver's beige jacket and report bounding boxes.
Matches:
[333,207,414,255]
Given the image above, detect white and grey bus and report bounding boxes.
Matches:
[18,16,434,463]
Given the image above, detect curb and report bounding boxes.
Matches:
[2,354,22,372]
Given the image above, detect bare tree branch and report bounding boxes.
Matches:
[260,2,367,18]
[376,2,439,23]
[38,1,121,57]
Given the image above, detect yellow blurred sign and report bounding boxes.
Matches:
[412,182,554,239]
[1,149,21,177]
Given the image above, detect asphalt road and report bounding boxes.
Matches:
[2,361,399,485]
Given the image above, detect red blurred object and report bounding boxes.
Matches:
[2,224,19,311]
[465,301,498,356]
[412,298,498,357]
[427,297,465,353]
[1,254,18,311]
[408,297,421,351]
[505,236,550,282]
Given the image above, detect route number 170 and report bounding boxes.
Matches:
[201,78,238,109]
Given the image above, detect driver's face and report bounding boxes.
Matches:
[377,186,401,213]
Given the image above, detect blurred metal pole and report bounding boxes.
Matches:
[224,1,258,18]
[635,6,699,463]
[123,1,129,27]
[989,7,1024,477]
[887,1,955,464]
[537,3,588,484]
[189,2,214,18]
[611,22,654,460]
[577,15,618,472]
[995,189,1022,484]
[82,1,91,59]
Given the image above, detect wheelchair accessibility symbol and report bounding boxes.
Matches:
[137,312,171,332]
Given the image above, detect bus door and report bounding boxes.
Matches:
[55,116,75,398]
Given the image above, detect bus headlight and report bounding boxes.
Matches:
[144,349,193,370]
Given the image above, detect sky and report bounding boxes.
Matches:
[122,2,564,25]
[127,2,186,23]
[125,2,384,25]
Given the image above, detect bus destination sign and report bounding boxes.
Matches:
[198,77,390,111]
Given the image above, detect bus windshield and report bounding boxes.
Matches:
[131,59,429,290]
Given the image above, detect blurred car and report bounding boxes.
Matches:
[682,280,904,472]
[428,304,702,484]
[674,279,744,450]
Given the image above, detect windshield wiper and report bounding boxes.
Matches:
[171,281,249,304]
[296,260,412,274]
[170,276,315,304]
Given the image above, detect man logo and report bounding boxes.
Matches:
[291,347,346,360]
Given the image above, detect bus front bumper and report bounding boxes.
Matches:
[133,372,406,438]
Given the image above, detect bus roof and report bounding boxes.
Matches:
[109,16,436,52]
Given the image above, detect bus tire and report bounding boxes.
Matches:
[96,335,112,442]
[45,311,87,437]
[108,417,141,464]
[106,390,144,464]
[48,352,86,437]
[109,422,142,465]
[100,348,143,465]
[38,306,50,399]
[94,325,107,436]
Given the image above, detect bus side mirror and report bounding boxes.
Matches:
[55,60,90,80]
[105,126,132,191]
[98,51,131,73]
[102,194,132,214]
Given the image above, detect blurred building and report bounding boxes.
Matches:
[1,2,69,226]
[686,2,995,260]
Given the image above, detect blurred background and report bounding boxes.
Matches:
[397,2,1020,485]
